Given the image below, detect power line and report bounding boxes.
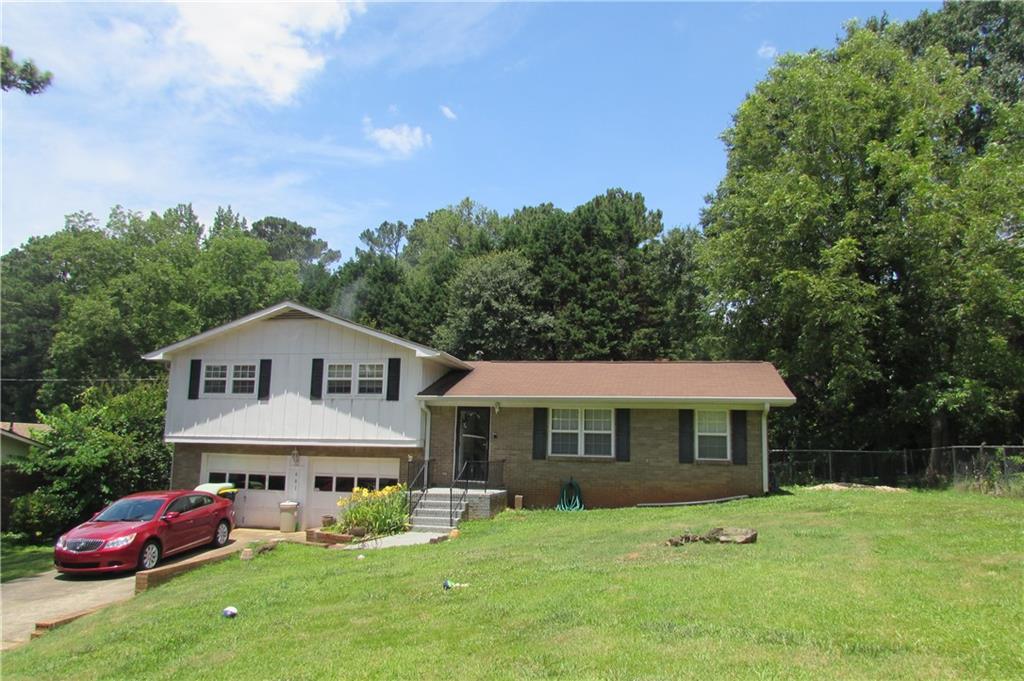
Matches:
[0,377,163,382]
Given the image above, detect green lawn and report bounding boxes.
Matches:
[1,543,54,582]
[3,489,1021,680]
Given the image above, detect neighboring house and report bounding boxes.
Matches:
[1,422,49,463]
[145,301,795,529]
[1,421,50,531]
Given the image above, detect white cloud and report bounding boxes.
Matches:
[170,2,363,104]
[440,104,458,120]
[362,117,431,157]
[757,41,778,60]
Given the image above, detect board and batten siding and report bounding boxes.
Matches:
[164,318,441,445]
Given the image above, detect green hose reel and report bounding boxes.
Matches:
[556,477,584,511]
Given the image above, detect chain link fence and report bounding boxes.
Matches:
[770,445,1024,494]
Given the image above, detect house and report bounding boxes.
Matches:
[1,421,50,531]
[144,301,795,529]
[1,422,49,463]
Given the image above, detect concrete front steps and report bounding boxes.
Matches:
[409,490,466,532]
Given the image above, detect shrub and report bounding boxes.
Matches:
[333,484,408,536]
[10,383,172,539]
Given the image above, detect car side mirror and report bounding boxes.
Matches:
[161,511,180,522]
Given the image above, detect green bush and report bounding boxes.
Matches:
[331,484,408,537]
[10,383,172,539]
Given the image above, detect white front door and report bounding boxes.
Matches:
[202,453,290,528]
[306,457,401,527]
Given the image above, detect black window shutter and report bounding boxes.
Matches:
[532,408,548,460]
[310,358,324,400]
[386,358,401,401]
[615,409,630,462]
[731,410,748,465]
[187,359,202,400]
[679,409,695,463]
[258,359,272,400]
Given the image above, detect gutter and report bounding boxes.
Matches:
[420,403,431,484]
[762,403,770,494]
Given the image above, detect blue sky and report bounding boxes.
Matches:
[2,2,938,257]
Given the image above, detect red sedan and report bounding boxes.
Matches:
[54,490,235,574]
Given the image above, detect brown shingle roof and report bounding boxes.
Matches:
[420,361,795,404]
[2,421,50,445]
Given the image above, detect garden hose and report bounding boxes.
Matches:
[556,477,584,511]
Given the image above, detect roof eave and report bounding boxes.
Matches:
[142,301,471,369]
[418,395,796,407]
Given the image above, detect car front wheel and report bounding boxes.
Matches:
[212,520,230,548]
[138,541,161,571]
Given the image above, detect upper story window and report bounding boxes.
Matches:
[696,410,729,460]
[231,364,257,394]
[326,364,352,395]
[550,408,614,457]
[203,363,256,396]
[357,363,384,395]
[203,365,227,394]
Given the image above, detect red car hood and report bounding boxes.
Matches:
[65,520,150,540]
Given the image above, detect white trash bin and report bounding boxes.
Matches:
[279,501,300,532]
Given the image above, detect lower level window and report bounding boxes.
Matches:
[208,471,285,491]
[696,410,729,460]
[550,408,614,457]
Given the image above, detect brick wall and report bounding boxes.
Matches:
[171,442,421,489]
[429,406,764,508]
[428,407,457,486]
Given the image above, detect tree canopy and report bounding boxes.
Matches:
[1,0,1019,459]
[1,45,53,95]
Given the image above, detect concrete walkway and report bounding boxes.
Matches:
[1,528,298,650]
[343,531,446,550]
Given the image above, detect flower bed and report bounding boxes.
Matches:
[326,484,408,537]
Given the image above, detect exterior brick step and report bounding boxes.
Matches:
[411,508,462,519]
[411,523,456,532]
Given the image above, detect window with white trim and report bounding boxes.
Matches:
[696,410,729,460]
[203,364,227,394]
[357,363,384,395]
[550,408,614,457]
[550,409,580,455]
[326,363,352,395]
[583,409,613,456]
[231,364,257,394]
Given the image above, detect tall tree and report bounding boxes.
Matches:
[888,1,1023,105]
[433,251,553,359]
[250,216,340,268]
[1,45,52,95]
[701,27,1024,449]
[507,190,665,359]
[358,221,408,259]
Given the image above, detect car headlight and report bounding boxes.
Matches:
[56,535,67,549]
[104,534,137,549]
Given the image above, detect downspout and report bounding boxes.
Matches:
[762,403,770,494]
[420,403,431,486]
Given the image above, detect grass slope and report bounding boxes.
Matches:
[3,489,1021,680]
[1,544,54,582]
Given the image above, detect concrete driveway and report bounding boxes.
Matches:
[1,529,296,650]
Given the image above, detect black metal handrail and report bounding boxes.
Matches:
[450,462,471,527]
[454,460,505,490]
[407,457,427,517]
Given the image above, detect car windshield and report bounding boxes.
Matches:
[95,498,165,522]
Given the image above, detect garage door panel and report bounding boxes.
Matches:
[204,453,289,529]
[307,457,400,526]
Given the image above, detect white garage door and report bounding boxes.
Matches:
[307,457,400,525]
[203,453,289,528]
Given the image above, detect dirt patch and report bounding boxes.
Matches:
[808,483,907,493]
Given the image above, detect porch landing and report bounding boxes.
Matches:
[409,487,507,532]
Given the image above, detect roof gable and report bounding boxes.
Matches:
[143,301,470,369]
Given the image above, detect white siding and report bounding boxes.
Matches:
[164,318,447,445]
